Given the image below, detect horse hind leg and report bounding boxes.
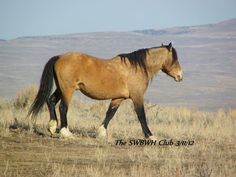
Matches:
[59,88,75,139]
[47,89,61,135]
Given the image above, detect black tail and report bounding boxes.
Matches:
[28,56,59,117]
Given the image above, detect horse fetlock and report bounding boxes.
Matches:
[47,120,58,135]
[97,125,107,139]
[60,127,75,139]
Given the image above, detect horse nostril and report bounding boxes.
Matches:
[176,75,183,82]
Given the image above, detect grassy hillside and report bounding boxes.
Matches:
[0,86,235,177]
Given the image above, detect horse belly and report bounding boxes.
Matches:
[78,78,128,100]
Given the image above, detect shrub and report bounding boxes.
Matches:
[13,85,37,109]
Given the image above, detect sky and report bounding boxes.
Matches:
[0,0,236,40]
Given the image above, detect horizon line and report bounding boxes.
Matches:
[1,17,235,41]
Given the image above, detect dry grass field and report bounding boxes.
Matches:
[0,86,235,177]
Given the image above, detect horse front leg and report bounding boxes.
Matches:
[97,98,124,139]
[131,96,156,139]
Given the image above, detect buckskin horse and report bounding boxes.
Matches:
[28,43,183,139]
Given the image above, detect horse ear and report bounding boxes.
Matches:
[167,42,172,51]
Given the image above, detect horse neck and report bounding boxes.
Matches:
[146,48,168,79]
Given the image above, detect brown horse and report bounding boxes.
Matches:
[28,43,183,139]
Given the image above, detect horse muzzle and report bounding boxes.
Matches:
[174,72,183,82]
[175,75,183,82]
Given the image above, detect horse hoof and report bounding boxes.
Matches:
[149,135,157,141]
[96,125,107,140]
[47,120,58,135]
[60,127,75,139]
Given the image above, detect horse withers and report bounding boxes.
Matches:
[28,43,183,139]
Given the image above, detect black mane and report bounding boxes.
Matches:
[172,47,178,61]
[118,48,149,75]
[118,45,178,75]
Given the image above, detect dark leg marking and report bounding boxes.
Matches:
[102,99,124,129]
[134,103,153,138]
[59,100,68,129]
[47,89,61,121]
[102,105,119,129]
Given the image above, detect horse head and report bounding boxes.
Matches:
[161,43,183,82]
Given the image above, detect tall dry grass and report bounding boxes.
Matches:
[0,86,235,177]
